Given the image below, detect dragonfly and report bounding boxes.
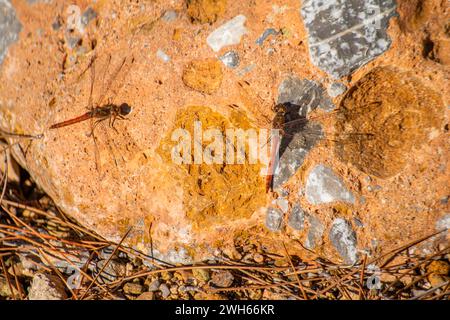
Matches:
[235,81,374,193]
[49,53,135,174]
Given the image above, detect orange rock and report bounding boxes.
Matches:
[187,0,227,24]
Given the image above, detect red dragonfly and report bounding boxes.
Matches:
[49,53,134,173]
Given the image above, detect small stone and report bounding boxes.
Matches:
[147,279,161,292]
[265,207,284,231]
[219,50,239,68]
[162,10,177,22]
[159,283,170,298]
[288,203,305,230]
[435,214,450,231]
[329,218,358,265]
[182,58,223,94]
[327,82,347,98]
[305,164,355,205]
[192,268,210,283]
[210,270,234,288]
[0,0,22,65]
[28,273,68,300]
[276,198,289,213]
[207,15,248,52]
[156,49,170,63]
[187,0,227,24]
[255,28,279,46]
[123,282,144,295]
[136,292,154,300]
[304,214,324,249]
[253,253,264,263]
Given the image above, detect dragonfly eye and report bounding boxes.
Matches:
[119,103,132,115]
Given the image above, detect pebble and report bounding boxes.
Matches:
[156,48,170,63]
[305,164,355,205]
[123,282,144,295]
[256,28,279,46]
[301,0,397,78]
[276,197,289,213]
[136,292,154,300]
[435,214,450,231]
[0,0,22,65]
[147,279,161,292]
[253,253,264,263]
[81,7,97,27]
[28,273,68,300]
[192,268,210,283]
[161,10,177,22]
[219,50,239,68]
[288,203,305,230]
[207,15,248,52]
[265,207,284,231]
[159,283,171,298]
[329,218,358,264]
[304,214,324,249]
[210,270,234,288]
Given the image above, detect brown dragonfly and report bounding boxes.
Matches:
[236,81,374,193]
[49,53,134,173]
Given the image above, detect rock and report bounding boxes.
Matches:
[182,58,223,94]
[187,0,227,24]
[253,253,264,263]
[206,15,248,52]
[219,50,239,68]
[427,260,450,287]
[193,268,210,283]
[162,10,177,23]
[0,0,22,65]
[123,282,144,295]
[156,49,170,63]
[305,164,355,205]
[210,270,234,288]
[28,273,68,300]
[300,0,397,78]
[275,197,289,213]
[136,291,154,300]
[305,214,324,249]
[288,203,305,230]
[329,218,358,264]
[147,279,161,292]
[436,214,450,232]
[327,82,347,98]
[256,28,279,46]
[265,207,284,231]
[159,283,171,298]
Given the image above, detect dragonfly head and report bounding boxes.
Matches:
[119,103,132,116]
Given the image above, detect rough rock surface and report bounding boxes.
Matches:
[301,0,397,78]
[305,164,355,205]
[0,0,448,265]
[28,273,67,300]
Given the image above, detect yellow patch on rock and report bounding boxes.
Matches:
[187,0,227,24]
[182,59,223,94]
[158,106,266,230]
[335,67,445,178]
